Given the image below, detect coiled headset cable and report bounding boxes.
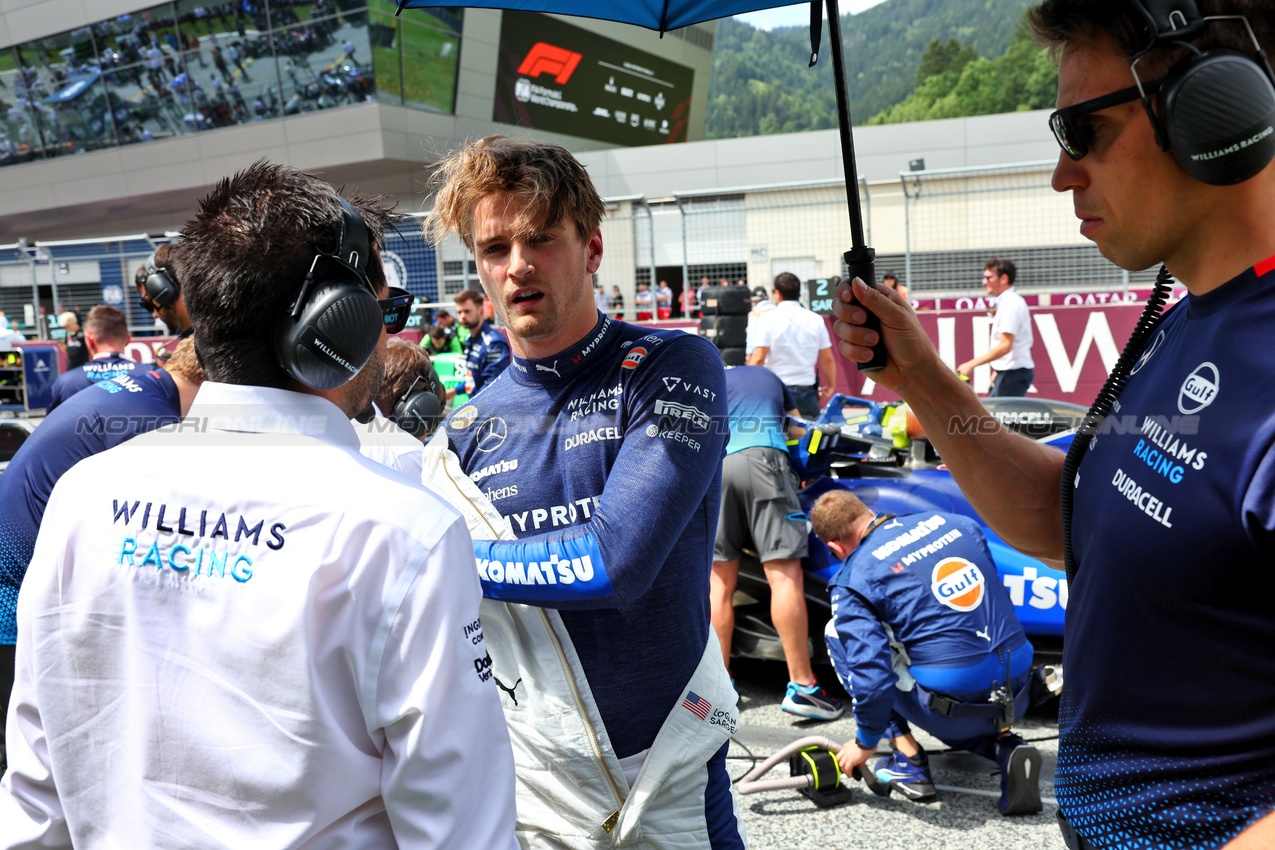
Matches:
[1060,265,1175,585]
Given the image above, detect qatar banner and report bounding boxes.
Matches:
[908,285,1190,312]
[827,300,1170,407]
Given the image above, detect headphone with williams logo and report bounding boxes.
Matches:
[1129,0,1275,184]
[273,198,383,390]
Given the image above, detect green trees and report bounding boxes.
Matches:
[705,1,1056,138]
[867,18,1058,125]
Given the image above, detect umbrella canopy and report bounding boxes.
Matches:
[399,0,886,369]
[404,0,798,34]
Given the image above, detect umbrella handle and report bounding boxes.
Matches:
[824,0,887,372]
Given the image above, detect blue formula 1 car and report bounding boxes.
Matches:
[730,394,1084,668]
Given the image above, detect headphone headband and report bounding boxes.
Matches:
[1131,0,1208,57]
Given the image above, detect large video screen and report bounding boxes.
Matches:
[494,11,694,145]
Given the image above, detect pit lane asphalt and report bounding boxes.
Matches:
[727,659,1062,850]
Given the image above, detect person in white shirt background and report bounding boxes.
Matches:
[957,257,1034,397]
[0,161,518,850]
[747,271,837,418]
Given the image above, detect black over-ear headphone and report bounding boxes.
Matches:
[1130,0,1275,185]
[273,198,383,390]
[143,252,181,309]
[391,367,444,437]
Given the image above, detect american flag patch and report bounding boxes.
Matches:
[682,691,711,720]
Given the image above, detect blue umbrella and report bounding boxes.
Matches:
[396,0,885,370]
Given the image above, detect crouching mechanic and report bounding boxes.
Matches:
[0,162,517,848]
[810,489,1042,816]
[709,364,844,720]
[421,136,745,848]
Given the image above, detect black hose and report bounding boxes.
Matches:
[1061,266,1175,586]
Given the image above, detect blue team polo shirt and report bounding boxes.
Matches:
[1062,258,1275,848]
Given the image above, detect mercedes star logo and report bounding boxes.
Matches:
[476,417,509,452]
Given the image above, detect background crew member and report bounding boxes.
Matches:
[454,288,510,396]
[831,2,1275,845]
[134,243,193,338]
[881,270,909,303]
[353,338,447,480]
[46,305,142,410]
[811,490,1041,815]
[748,272,838,418]
[709,364,844,720]
[424,135,745,847]
[957,258,1033,396]
[58,311,87,370]
[0,162,517,848]
[0,339,203,775]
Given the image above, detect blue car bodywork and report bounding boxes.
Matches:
[730,394,1082,664]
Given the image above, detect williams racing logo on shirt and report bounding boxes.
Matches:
[931,557,986,612]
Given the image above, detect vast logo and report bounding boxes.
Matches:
[931,557,985,612]
[1178,362,1220,414]
[517,42,583,85]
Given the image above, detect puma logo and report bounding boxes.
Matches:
[976,627,991,642]
[536,361,561,378]
[494,675,523,706]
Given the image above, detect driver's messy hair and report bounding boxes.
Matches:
[424,135,606,250]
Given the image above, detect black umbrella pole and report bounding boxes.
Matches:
[825,0,886,371]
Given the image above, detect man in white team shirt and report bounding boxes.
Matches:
[0,162,517,850]
[748,271,837,418]
[958,257,1034,396]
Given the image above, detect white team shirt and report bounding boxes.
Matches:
[354,404,425,480]
[989,286,1034,370]
[752,299,832,386]
[0,383,517,850]
[745,300,775,354]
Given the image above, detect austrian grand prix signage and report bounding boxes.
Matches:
[493,11,694,145]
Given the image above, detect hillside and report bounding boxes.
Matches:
[706,0,1039,138]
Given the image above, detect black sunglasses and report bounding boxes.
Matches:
[379,286,413,334]
[1049,77,1162,160]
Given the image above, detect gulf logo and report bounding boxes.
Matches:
[930,558,985,612]
[622,346,649,370]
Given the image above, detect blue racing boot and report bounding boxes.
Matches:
[995,734,1043,816]
[781,679,845,720]
[870,746,937,802]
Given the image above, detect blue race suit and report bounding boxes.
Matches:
[825,511,1032,750]
[445,313,727,759]
[1064,257,1275,849]
[48,353,144,411]
[462,319,511,396]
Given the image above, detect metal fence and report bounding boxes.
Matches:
[0,217,439,340]
[0,158,1153,336]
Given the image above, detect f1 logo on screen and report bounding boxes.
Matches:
[517,43,583,84]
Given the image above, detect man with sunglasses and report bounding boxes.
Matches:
[831,2,1275,848]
